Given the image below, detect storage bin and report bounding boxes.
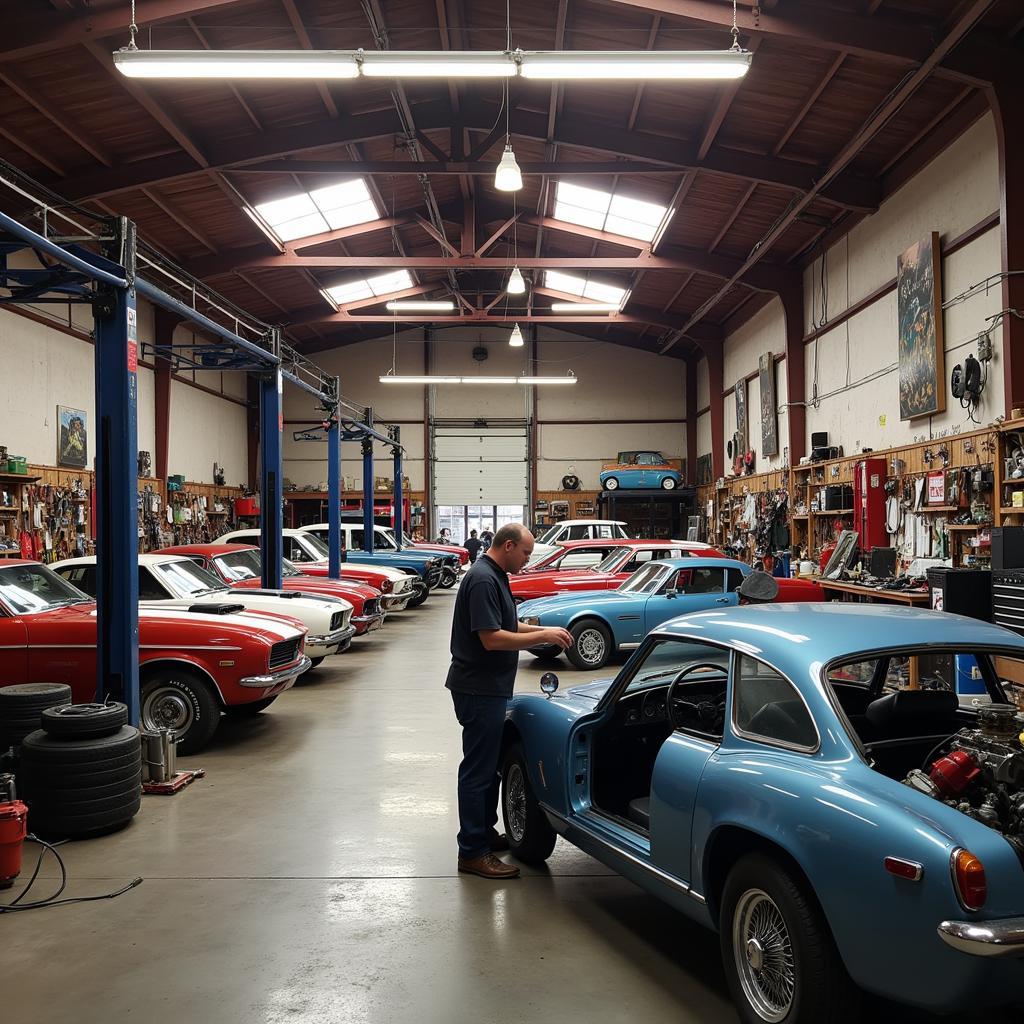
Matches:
[6,456,28,475]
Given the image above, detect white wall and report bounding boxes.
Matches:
[0,301,249,484]
[709,113,1003,468]
[281,329,688,494]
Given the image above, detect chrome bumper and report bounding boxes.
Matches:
[240,654,312,687]
[938,918,1024,958]
[306,625,356,648]
[382,593,411,611]
[352,612,385,633]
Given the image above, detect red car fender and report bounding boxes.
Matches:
[138,651,231,705]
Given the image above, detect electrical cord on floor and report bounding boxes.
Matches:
[0,834,142,913]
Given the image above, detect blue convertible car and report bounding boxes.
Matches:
[502,604,1024,1022]
[518,557,750,670]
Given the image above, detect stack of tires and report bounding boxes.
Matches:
[0,683,73,753]
[19,703,142,839]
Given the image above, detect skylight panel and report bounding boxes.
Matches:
[543,270,626,307]
[325,280,375,304]
[323,270,414,307]
[544,270,586,297]
[253,178,380,243]
[552,180,667,242]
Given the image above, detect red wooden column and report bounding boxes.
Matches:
[152,308,180,481]
[987,74,1024,415]
[698,342,725,480]
[779,284,807,464]
[685,356,698,483]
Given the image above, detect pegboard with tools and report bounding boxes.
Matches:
[22,478,92,563]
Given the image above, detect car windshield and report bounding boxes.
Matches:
[0,563,92,614]
[155,560,228,597]
[301,534,331,559]
[595,547,630,572]
[214,549,262,582]
[348,529,395,551]
[282,559,303,577]
[618,562,669,594]
[625,638,731,694]
[535,525,562,545]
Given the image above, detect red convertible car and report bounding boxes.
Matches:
[0,560,310,754]
[510,540,733,603]
[161,544,385,637]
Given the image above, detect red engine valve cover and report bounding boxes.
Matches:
[930,750,981,797]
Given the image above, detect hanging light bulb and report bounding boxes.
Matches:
[509,323,525,347]
[494,144,523,192]
[506,266,526,295]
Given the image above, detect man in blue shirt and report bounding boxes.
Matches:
[446,523,571,879]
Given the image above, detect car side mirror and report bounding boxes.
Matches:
[666,588,678,599]
[540,672,559,698]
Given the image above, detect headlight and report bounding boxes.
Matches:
[381,579,392,593]
[520,615,540,626]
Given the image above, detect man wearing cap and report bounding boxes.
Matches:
[737,570,779,605]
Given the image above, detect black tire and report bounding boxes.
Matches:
[0,683,73,709]
[438,567,458,589]
[27,777,141,811]
[604,476,619,490]
[140,669,220,755]
[501,742,556,864]
[566,619,613,670]
[224,695,279,717]
[406,582,429,608]
[41,702,127,739]
[719,853,859,1024]
[661,477,678,490]
[30,796,141,839]
[529,648,561,661]
[26,761,142,790]
[20,726,141,764]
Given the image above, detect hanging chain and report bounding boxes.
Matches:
[731,0,740,50]
[128,0,139,50]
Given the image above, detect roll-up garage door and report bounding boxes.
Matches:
[432,426,528,505]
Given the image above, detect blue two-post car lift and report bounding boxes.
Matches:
[0,163,347,726]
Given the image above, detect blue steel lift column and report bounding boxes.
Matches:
[389,425,403,551]
[362,407,375,554]
[260,330,284,589]
[93,219,140,723]
[327,382,342,579]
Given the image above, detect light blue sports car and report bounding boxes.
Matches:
[599,450,683,491]
[501,604,1024,1022]
[518,557,750,669]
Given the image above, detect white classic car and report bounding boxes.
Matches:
[52,554,355,666]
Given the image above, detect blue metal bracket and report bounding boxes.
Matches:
[389,425,403,550]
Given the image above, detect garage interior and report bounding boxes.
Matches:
[2,1,1024,1021]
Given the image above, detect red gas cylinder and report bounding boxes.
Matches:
[0,800,28,889]
[930,750,981,797]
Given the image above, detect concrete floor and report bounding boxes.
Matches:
[5,588,1020,1023]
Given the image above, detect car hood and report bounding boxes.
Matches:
[565,678,615,703]
[518,590,641,617]
[136,605,305,643]
[513,570,616,591]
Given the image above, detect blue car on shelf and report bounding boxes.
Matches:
[599,450,683,491]
[500,604,1024,1022]
[517,556,822,669]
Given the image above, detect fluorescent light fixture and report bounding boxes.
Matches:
[519,50,751,80]
[385,300,456,311]
[554,181,667,242]
[325,270,414,305]
[360,51,514,77]
[253,178,379,243]
[379,374,577,385]
[114,49,361,79]
[550,302,621,313]
[494,144,523,192]
[506,266,526,295]
[544,270,627,306]
[115,48,751,82]
[508,324,525,347]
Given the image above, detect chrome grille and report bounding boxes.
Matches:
[269,637,301,669]
[363,599,377,616]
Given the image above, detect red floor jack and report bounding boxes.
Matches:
[0,774,28,890]
[141,730,205,795]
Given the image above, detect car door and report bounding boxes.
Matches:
[0,600,29,682]
[642,566,732,634]
[635,451,655,487]
[646,641,732,883]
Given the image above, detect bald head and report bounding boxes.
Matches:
[486,523,534,574]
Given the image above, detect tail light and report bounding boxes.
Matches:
[951,848,987,911]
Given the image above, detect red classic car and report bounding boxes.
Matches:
[512,541,731,603]
[0,560,310,754]
[525,537,724,574]
[161,544,385,638]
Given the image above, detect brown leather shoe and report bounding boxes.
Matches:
[490,833,510,853]
[457,853,521,879]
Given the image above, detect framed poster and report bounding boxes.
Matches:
[57,406,88,468]
[759,352,778,457]
[926,470,946,506]
[695,453,713,486]
[897,233,945,420]
[734,377,747,455]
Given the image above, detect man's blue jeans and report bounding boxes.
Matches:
[451,691,509,859]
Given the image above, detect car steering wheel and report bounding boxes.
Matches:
[666,662,728,732]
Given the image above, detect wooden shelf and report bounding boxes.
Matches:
[919,505,960,512]
[792,513,809,519]
[814,508,854,516]
[0,473,40,484]
[1000,507,1024,515]
[946,524,991,531]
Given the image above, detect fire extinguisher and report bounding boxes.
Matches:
[0,774,28,890]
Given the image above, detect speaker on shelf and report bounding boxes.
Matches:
[811,431,829,450]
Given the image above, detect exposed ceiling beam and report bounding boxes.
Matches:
[696,35,763,160]
[772,53,845,156]
[142,187,218,251]
[664,0,996,352]
[708,182,756,253]
[185,16,264,132]
[3,0,248,62]
[474,214,520,257]
[229,159,678,177]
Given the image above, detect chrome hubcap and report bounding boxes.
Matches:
[577,629,606,664]
[142,684,194,737]
[505,763,527,842]
[733,889,795,1023]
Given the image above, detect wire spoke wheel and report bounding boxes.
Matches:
[733,889,796,1023]
[576,628,606,666]
[504,763,527,843]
